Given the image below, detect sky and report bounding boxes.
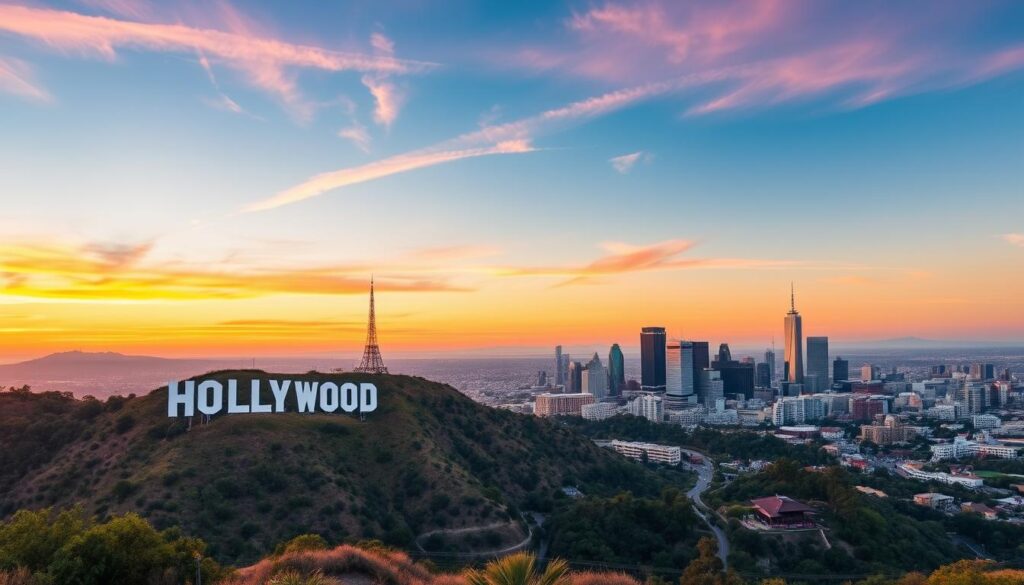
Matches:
[0,0,1022,362]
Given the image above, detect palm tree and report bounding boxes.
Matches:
[465,553,569,585]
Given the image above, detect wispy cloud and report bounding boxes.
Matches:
[492,239,800,286]
[609,151,648,173]
[246,75,710,212]
[244,140,535,212]
[362,31,405,127]
[1001,233,1024,248]
[0,240,468,302]
[508,0,1024,116]
[338,122,372,152]
[0,57,52,103]
[0,4,434,119]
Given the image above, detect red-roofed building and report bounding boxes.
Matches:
[750,495,814,528]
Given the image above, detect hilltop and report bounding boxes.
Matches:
[0,371,674,565]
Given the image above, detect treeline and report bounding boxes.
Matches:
[0,507,225,584]
[2,510,1022,585]
[545,488,701,570]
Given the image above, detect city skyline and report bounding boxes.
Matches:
[2,0,1024,361]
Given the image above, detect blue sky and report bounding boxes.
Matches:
[0,0,1022,359]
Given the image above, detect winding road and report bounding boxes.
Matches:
[682,449,729,568]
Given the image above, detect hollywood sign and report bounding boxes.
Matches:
[167,378,378,417]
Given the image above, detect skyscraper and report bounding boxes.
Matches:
[584,353,608,399]
[712,344,755,399]
[555,345,564,386]
[756,362,771,388]
[640,327,667,393]
[608,344,625,395]
[833,357,849,384]
[764,347,776,385]
[806,336,829,392]
[692,341,710,400]
[784,284,804,384]
[664,340,695,410]
[567,361,583,393]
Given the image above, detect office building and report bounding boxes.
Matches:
[692,341,710,399]
[583,353,608,399]
[701,369,724,409]
[555,346,565,386]
[581,402,618,421]
[784,285,804,384]
[756,362,772,388]
[861,364,880,382]
[859,415,918,445]
[567,361,583,393]
[609,440,681,465]
[712,343,755,398]
[930,436,1020,461]
[627,394,664,423]
[833,357,849,383]
[665,340,696,410]
[535,393,595,416]
[806,336,829,392]
[764,348,776,385]
[640,327,667,392]
[608,344,625,395]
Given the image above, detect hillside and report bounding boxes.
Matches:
[0,371,675,565]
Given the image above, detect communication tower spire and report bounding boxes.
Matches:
[354,277,388,374]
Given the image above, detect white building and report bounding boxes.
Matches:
[930,435,1019,461]
[627,394,664,423]
[609,440,681,465]
[705,409,739,426]
[581,402,618,421]
[900,462,984,489]
[772,396,826,425]
[972,414,1001,429]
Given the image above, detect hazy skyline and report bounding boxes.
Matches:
[1,0,1023,360]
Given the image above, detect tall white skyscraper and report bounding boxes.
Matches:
[584,353,608,399]
[784,284,804,384]
[665,341,696,410]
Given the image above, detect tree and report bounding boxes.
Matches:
[678,538,742,585]
[465,552,569,585]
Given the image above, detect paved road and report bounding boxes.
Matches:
[682,449,729,568]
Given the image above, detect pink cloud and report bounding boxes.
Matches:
[0,4,433,119]
[507,1,1024,115]
[0,57,51,103]
[361,32,405,127]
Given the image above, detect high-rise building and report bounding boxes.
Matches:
[833,357,849,383]
[806,336,829,392]
[784,284,804,384]
[640,327,667,393]
[608,344,625,395]
[584,353,608,399]
[692,341,710,399]
[701,369,724,409]
[555,346,565,386]
[756,362,772,388]
[567,361,583,393]
[984,363,996,380]
[712,344,755,399]
[861,364,879,382]
[764,348,776,385]
[665,341,696,410]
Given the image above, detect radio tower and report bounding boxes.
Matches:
[354,277,388,374]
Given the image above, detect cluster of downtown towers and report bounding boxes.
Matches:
[552,291,844,409]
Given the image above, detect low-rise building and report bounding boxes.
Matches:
[581,402,618,421]
[961,502,998,520]
[750,495,814,528]
[608,440,681,465]
[930,436,1020,461]
[900,462,984,489]
[535,392,595,416]
[914,492,955,510]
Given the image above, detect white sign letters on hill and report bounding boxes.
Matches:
[167,379,378,417]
